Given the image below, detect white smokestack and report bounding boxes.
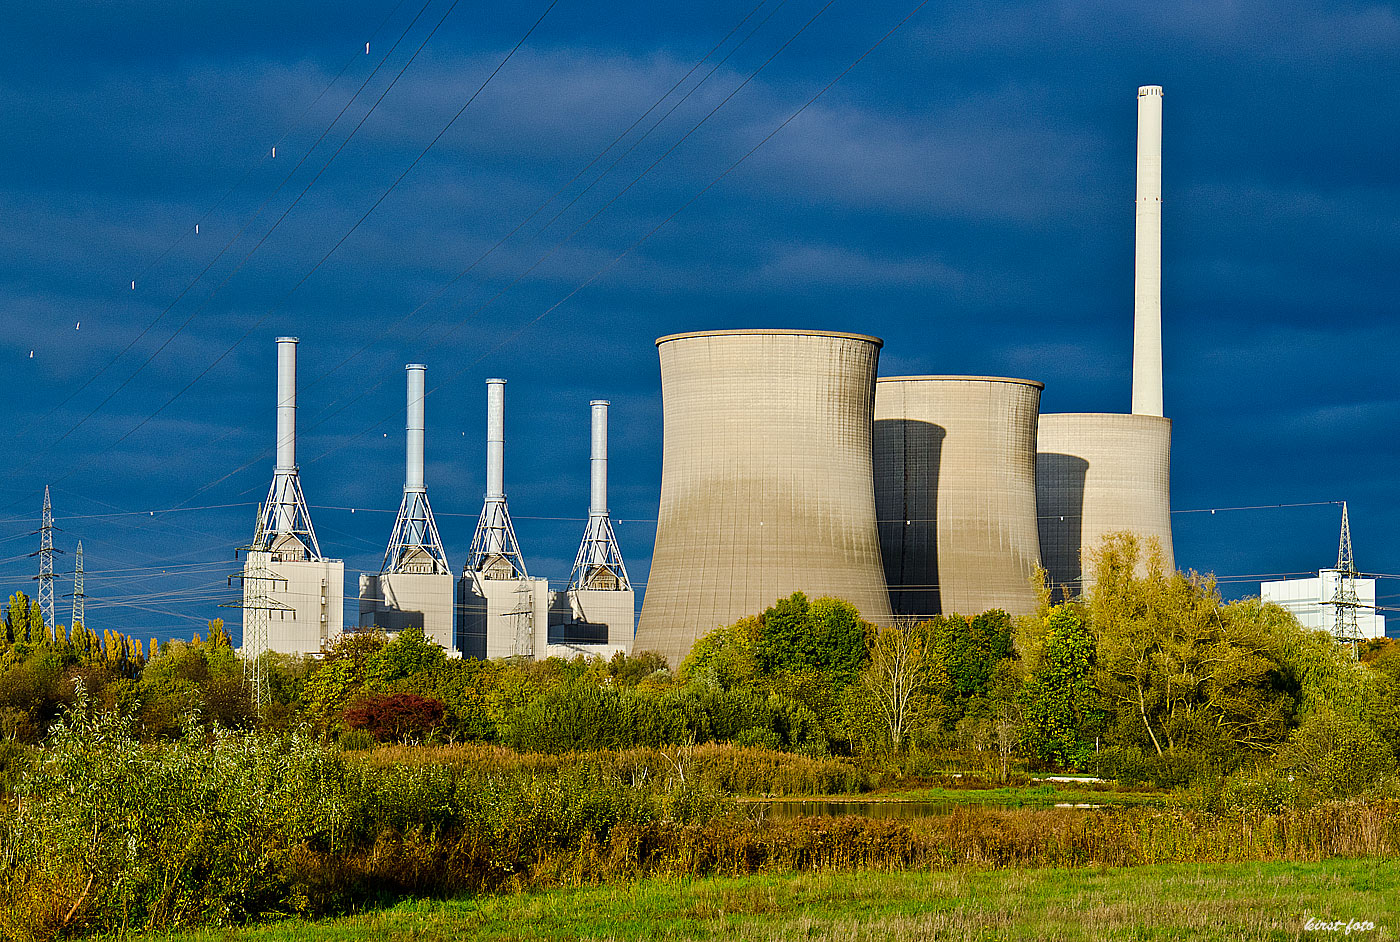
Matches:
[275,337,298,472]
[405,364,426,492]
[590,400,609,518]
[485,378,505,501]
[1132,85,1164,417]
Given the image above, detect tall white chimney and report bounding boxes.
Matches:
[569,398,630,591]
[405,364,426,493]
[273,336,299,533]
[275,337,298,473]
[465,377,526,577]
[380,362,448,574]
[590,400,609,519]
[256,335,322,559]
[485,378,506,502]
[1131,85,1164,417]
[484,378,506,556]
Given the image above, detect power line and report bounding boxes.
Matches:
[0,0,450,498]
[36,0,556,510]
[9,0,416,452]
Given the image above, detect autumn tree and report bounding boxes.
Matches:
[862,621,928,752]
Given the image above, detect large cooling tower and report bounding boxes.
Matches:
[874,376,1044,619]
[1036,85,1174,595]
[634,329,894,666]
[1037,414,1174,591]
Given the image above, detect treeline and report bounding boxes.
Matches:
[3,534,1400,802]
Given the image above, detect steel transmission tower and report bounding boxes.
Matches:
[226,548,290,713]
[1330,501,1363,656]
[31,486,60,635]
[71,541,85,630]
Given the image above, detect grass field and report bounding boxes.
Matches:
[154,858,1396,941]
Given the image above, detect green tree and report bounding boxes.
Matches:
[809,597,870,680]
[678,616,761,689]
[1019,605,1100,769]
[1090,534,1298,767]
[757,592,818,673]
[364,625,447,689]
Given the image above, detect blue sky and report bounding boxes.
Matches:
[1,0,1396,639]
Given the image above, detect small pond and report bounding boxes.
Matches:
[741,799,1105,820]
[742,800,961,820]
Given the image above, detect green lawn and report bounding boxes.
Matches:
[154,858,1396,941]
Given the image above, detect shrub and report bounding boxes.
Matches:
[343,693,445,743]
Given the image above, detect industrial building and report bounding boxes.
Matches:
[1036,85,1175,595]
[455,378,550,659]
[547,399,635,659]
[241,337,345,658]
[359,364,454,651]
[1261,572,1386,640]
[231,85,1194,671]
[874,376,1044,619]
[634,329,895,668]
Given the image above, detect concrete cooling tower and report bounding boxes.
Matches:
[634,329,894,667]
[1037,413,1174,593]
[1036,85,1175,594]
[874,376,1044,619]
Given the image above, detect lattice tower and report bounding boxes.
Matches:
[510,580,534,658]
[31,486,60,635]
[1330,501,1363,657]
[225,548,290,713]
[71,541,85,631]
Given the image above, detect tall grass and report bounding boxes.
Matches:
[4,705,1399,940]
[361,742,871,797]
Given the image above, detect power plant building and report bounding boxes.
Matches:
[360,364,455,651]
[1261,572,1387,640]
[548,399,635,659]
[456,378,550,659]
[634,329,895,667]
[243,337,345,656]
[1036,85,1175,595]
[874,376,1044,618]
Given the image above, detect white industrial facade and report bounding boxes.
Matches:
[458,574,550,659]
[1261,571,1387,639]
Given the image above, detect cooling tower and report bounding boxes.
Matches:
[634,329,894,667]
[874,376,1044,619]
[1037,414,1174,592]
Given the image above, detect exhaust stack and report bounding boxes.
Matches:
[275,337,298,473]
[380,364,448,574]
[590,399,608,518]
[406,364,426,493]
[570,399,630,590]
[485,378,505,506]
[465,378,526,577]
[1132,85,1164,417]
[255,336,322,559]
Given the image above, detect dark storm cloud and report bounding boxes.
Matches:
[1,0,1396,636]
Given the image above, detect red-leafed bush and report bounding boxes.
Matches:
[343,693,445,743]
